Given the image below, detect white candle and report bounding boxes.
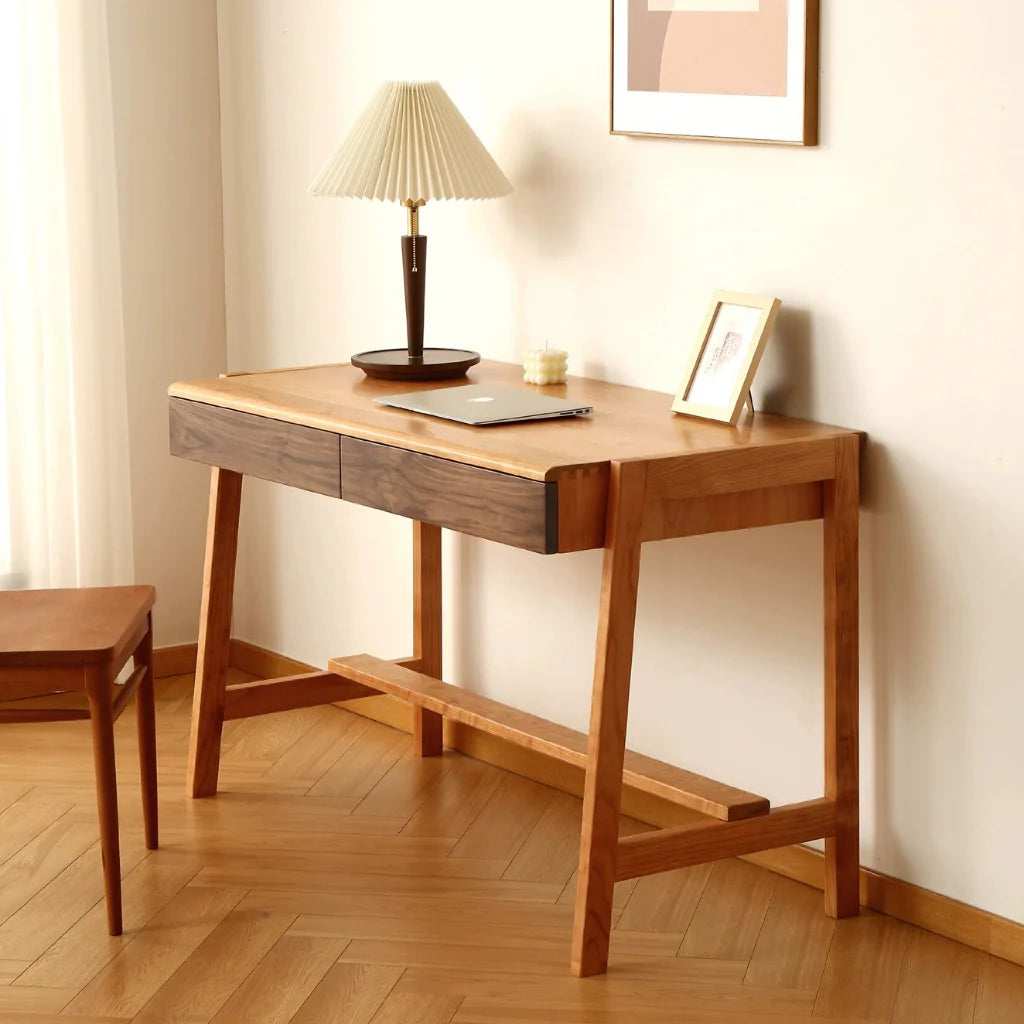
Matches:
[523,347,568,385]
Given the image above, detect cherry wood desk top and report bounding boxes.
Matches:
[169,361,860,555]
[169,361,857,482]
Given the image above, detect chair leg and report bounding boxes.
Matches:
[135,613,159,851]
[85,666,123,936]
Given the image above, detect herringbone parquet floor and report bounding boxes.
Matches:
[0,671,1021,1023]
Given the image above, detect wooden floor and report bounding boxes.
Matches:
[0,673,1021,1024]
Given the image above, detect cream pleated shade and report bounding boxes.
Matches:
[309,81,513,203]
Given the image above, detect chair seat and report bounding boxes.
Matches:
[0,586,156,668]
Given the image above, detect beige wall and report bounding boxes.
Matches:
[106,0,226,645]
[215,0,1024,924]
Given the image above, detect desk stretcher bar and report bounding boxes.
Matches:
[329,654,769,823]
[326,655,838,886]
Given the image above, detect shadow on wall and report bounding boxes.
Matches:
[449,534,485,688]
[864,442,905,882]
[222,20,273,373]
[758,309,929,874]
[234,476,278,653]
[499,111,589,357]
[448,510,825,800]
[758,306,815,419]
[863,440,978,891]
[500,112,586,260]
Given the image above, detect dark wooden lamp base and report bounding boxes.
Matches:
[352,347,480,381]
[351,223,480,382]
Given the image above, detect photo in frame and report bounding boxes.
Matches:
[672,291,781,424]
[611,0,819,145]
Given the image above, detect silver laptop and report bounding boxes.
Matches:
[375,384,593,426]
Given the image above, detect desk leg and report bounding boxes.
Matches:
[187,467,243,798]
[571,461,648,978]
[824,436,860,917]
[413,520,443,756]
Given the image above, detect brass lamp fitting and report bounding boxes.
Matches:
[404,199,426,236]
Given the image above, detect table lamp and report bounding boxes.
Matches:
[310,81,513,380]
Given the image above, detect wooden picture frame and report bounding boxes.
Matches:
[672,291,781,425]
[611,0,820,146]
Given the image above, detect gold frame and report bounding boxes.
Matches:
[672,290,781,425]
[610,0,820,146]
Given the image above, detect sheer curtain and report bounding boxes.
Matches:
[0,0,134,590]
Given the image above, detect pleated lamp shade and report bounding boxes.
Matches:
[309,81,513,203]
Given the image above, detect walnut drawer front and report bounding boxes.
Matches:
[169,398,342,498]
[341,437,557,554]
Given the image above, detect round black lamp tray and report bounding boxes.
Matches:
[352,347,480,381]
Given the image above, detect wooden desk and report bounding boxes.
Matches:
[168,360,862,977]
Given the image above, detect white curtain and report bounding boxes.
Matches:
[0,0,134,590]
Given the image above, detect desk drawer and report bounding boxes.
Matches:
[169,398,341,497]
[341,438,557,554]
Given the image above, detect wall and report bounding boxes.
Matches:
[214,0,1024,924]
[106,0,226,645]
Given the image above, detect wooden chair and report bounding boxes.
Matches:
[0,586,158,935]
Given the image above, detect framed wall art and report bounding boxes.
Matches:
[672,291,781,424]
[611,0,819,145]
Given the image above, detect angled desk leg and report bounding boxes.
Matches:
[571,461,648,977]
[824,435,860,916]
[413,520,444,756]
[187,467,243,797]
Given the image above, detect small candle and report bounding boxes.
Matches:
[523,347,568,385]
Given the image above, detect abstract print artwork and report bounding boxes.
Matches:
[611,0,818,144]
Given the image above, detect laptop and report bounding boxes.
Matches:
[374,384,593,426]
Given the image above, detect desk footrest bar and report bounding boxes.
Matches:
[224,671,378,721]
[328,653,770,823]
[616,798,836,881]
